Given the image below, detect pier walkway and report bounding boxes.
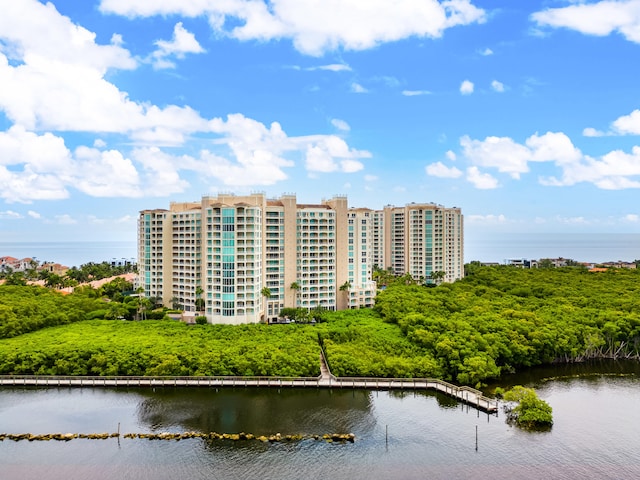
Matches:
[0,373,498,414]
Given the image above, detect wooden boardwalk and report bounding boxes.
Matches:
[0,373,498,414]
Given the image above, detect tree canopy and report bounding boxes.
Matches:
[1,266,640,385]
[373,266,640,384]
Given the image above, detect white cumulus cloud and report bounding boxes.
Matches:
[461,131,582,180]
[532,0,640,44]
[304,135,369,174]
[584,109,640,137]
[583,127,605,137]
[331,119,351,131]
[100,0,487,56]
[612,109,640,135]
[460,135,532,179]
[426,162,463,178]
[0,0,374,203]
[306,63,352,72]
[402,90,432,96]
[554,215,589,226]
[54,214,77,225]
[491,80,505,92]
[466,166,499,189]
[0,0,135,72]
[73,146,142,197]
[150,22,205,69]
[125,114,371,188]
[0,210,22,219]
[0,2,209,144]
[460,80,474,95]
[351,82,369,93]
[460,130,640,190]
[0,126,73,202]
[466,214,507,224]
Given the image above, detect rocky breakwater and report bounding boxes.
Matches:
[0,432,117,441]
[1,431,356,443]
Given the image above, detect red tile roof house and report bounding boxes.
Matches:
[0,256,20,272]
[0,257,36,272]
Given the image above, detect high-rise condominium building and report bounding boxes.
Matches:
[138,194,463,324]
[383,203,464,283]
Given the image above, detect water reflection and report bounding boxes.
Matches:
[387,389,461,410]
[134,388,376,436]
[485,359,640,391]
[2,366,640,480]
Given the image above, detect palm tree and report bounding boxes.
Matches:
[400,272,415,285]
[290,281,301,307]
[372,266,394,288]
[339,281,351,308]
[25,258,39,281]
[170,296,183,310]
[105,303,128,320]
[261,286,272,299]
[134,287,150,321]
[261,287,272,323]
[195,286,205,312]
[430,270,446,285]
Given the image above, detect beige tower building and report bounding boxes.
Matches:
[138,196,463,324]
[380,203,464,283]
[138,193,352,324]
[137,208,170,302]
[345,208,377,309]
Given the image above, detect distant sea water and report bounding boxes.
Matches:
[0,241,137,268]
[465,232,640,264]
[1,233,638,268]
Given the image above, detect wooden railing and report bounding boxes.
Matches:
[0,374,498,413]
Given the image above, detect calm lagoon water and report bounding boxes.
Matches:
[1,367,639,480]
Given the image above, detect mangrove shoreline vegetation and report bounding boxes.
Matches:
[496,386,554,429]
[1,267,639,387]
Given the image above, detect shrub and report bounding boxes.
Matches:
[86,309,108,320]
[503,385,553,429]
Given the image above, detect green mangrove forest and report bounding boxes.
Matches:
[1,266,639,386]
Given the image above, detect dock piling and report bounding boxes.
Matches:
[475,425,478,451]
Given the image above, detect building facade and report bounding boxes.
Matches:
[381,203,464,283]
[346,208,377,309]
[138,195,464,324]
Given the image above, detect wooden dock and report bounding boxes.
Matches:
[0,374,498,414]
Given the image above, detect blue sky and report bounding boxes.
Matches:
[1,0,640,258]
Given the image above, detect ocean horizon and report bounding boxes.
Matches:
[0,241,137,268]
[465,232,640,264]
[1,233,638,268]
